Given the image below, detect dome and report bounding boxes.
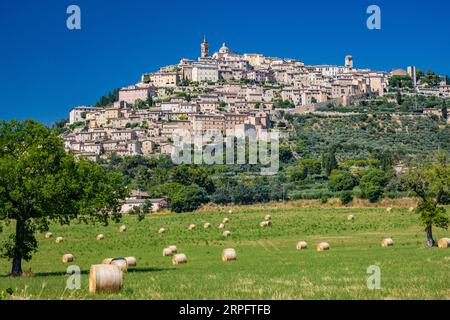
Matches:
[219,42,230,53]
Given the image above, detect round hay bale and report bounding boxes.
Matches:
[125,256,137,267]
[264,214,271,221]
[119,225,127,233]
[260,220,271,228]
[347,214,354,221]
[316,242,330,251]
[102,258,113,264]
[223,230,232,237]
[162,247,173,256]
[172,253,187,265]
[218,223,225,229]
[188,224,196,231]
[223,218,229,224]
[55,236,64,243]
[110,258,128,272]
[158,228,165,234]
[222,248,237,261]
[408,207,415,213]
[45,232,53,239]
[381,238,394,247]
[62,254,74,263]
[89,264,123,294]
[96,234,105,241]
[296,241,308,250]
[386,207,392,212]
[437,238,450,249]
[168,245,177,253]
[204,222,211,229]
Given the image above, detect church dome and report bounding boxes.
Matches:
[219,42,230,53]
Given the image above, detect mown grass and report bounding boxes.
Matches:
[0,204,449,300]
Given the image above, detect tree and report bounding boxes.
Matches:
[442,100,448,120]
[322,146,338,176]
[403,151,449,247]
[359,168,388,202]
[0,120,128,275]
[328,169,358,192]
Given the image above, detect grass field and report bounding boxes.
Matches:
[0,201,449,300]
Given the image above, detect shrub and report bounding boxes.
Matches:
[340,191,353,205]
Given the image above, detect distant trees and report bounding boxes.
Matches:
[0,120,128,276]
[389,76,412,89]
[96,88,119,107]
[403,151,449,247]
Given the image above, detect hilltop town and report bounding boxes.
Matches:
[63,38,450,161]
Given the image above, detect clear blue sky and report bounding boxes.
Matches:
[0,0,449,125]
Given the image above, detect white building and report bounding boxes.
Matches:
[69,106,101,124]
[192,64,219,82]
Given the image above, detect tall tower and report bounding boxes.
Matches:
[407,66,417,87]
[201,36,209,58]
[345,55,353,69]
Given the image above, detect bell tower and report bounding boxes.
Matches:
[201,36,209,58]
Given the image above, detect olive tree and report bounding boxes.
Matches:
[403,151,449,247]
[0,120,128,275]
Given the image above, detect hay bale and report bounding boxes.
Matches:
[386,207,392,212]
[408,207,415,213]
[188,224,196,230]
[260,220,271,228]
[110,258,128,272]
[168,245,177,253]
[125,256,137,267]
[62,254,74,263]
[162,247,173,256]
[264,214,271,221]
[55,236,64,243]
[222,248,237,262]
[204,222,211,229]
[296,241,308,250]
[89,264,123,294]
[218,223,225,229]
[437,238,450,249]
[347,214,354,221]
[223,218,229,224]
[45,232,53,239]
[223,230,232,237]
[172,253,187,265]
[316,242,330,251]
[119,225,127,233]
[102,258,113,264]
[381,238,394,247]
[96,234,105,241]
[158,228,165,234]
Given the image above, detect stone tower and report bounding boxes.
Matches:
[345,55,353,69]
[201,36,209,58]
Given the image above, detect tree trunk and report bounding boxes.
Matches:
[11,219,24,276]
[425,225,435,248]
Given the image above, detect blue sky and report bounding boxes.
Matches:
[0,0,449,125]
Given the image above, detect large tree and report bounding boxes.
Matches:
[403,151,449,247]
[0,120,128,275]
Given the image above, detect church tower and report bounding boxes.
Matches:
[201,36,209,58]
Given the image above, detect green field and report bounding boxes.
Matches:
[0,204,449,300]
